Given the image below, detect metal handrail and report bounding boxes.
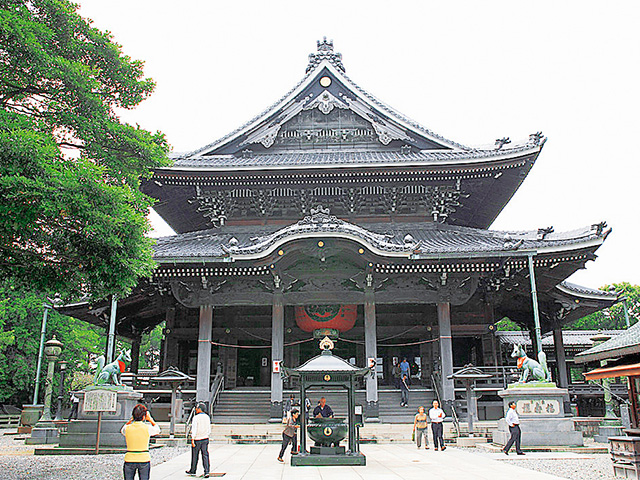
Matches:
[588,379,631,406]
[184,406,195,441]
[431,373,460,437]
[208,372,225,417]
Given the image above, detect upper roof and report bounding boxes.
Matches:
[164,38,545,172]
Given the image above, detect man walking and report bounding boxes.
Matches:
[186,403,212,478]
[400,374,410,407]
[429,400,446,451]
[503,401,525,455]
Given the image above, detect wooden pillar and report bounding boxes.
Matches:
[553,328,568,388]
[420,341,430,387]
[437,302,455,403]
[270,290,284,420]
[130,335,141,375]
[196,305,213,403]
[162,307,176,369]
[364,287,379,419]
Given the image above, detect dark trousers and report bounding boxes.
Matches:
[278,433,297,458]
[123,461,150,480]
[431,422,444,449]
[67,403,78,421]
[504,424,522,453]
[401,388,408,405]
[189,439,210,475]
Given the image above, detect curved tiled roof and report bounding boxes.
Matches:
[170,142,540,170]
[152,208,610,262]
[170,42,544,167]
[576,321,640,363]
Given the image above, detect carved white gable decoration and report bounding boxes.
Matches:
[303,90,348,115]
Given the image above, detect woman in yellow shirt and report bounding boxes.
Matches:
[120,404,160,480]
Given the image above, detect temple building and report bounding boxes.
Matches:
[62,39,618,422]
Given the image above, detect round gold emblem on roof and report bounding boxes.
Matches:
[320,76,332,87]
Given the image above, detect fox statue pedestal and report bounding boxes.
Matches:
[493,383,583,447]
[58,388,143,449]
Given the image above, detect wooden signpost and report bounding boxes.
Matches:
[83,389,117,454]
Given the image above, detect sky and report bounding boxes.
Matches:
[76,0,640,290]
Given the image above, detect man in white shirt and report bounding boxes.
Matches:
[428,400,446,451]
[503,401,525,455]
[186,402,212,477]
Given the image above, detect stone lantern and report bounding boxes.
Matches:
[27,336,64,444]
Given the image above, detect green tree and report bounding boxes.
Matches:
[139,322,163,370]
[0,278,104,405]
[566,282,640,330]
[0,0,170,300]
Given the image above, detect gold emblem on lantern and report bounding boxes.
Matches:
[324,374,331,382]
[324,427,333,436]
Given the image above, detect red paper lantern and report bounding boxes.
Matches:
[294,304,357,332]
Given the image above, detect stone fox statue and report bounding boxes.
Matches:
[511,344,551,383]
[94,350,132,386]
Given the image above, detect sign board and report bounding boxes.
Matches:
[367,357,376,368]
[83,389,118,412]
[516,398,560,416]
[261,357,268,367]
[272,360,281,374]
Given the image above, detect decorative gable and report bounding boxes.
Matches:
[193,41,461,157]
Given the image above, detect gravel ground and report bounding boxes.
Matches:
[0,429,188,480]
[501,455,616,480]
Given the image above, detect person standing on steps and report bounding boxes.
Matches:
[278,409,300,463]
[120,404,160,480]
[400,373,410,407]
[413,406,429,449]
[186,403,212,478]
[392,359,401,389]
[400,357,411,385]
[503,401,525,456]
[429,399,446,451]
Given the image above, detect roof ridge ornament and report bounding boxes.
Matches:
[307,37,345,73]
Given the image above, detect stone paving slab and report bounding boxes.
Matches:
[152,444,565,480]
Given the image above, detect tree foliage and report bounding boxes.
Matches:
[566,282,640,330]
[0,278,104,405]
[0,0,170,300]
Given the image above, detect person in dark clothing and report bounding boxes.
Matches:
[277,409,299,462]
[67,392,79,421]
[400,374,409,407]
[313,397,334,418]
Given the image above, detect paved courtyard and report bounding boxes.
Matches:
[152,444,571,480]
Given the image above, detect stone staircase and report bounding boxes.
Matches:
[210,387,437,424]
[156,422,467,445]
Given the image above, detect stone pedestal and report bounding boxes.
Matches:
[19,405,43,433]
[493,384,583,447]
[58,389,143,449]
[26,420,60,444]
[594,418,625,443]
